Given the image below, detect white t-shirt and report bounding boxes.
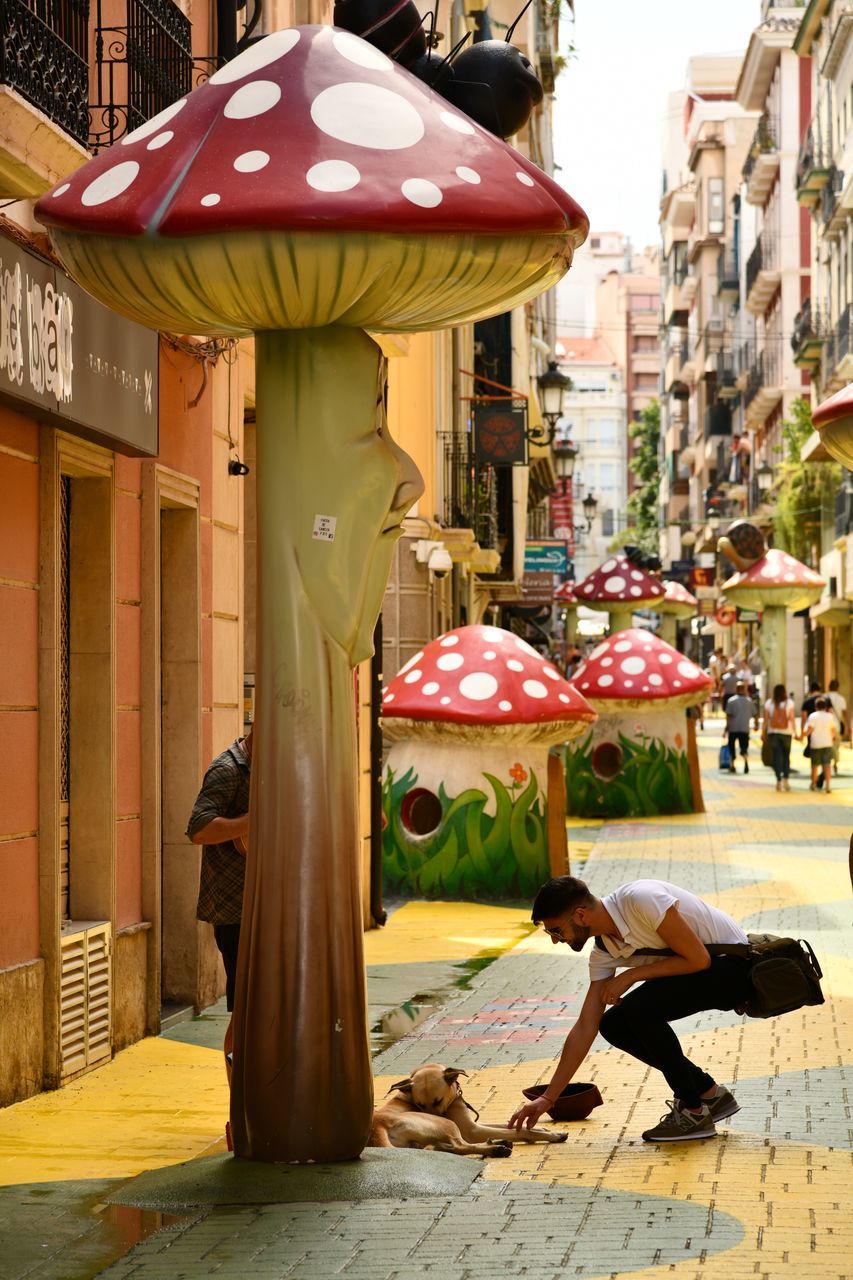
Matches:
[764,698,794,735]
[588,879,748,982]
[806,710,837,749]
[827,690,847,727]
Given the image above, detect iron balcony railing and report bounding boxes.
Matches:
[717,249,739,295]
[791,297,828,350]
[743,342,783,408]
[0,0,192,151]
[0,0,90,146]
[745,232,778,297]
[796,119,832,191]
[439,432,498,552]
[742,112,779,183]
[819,163,844,226]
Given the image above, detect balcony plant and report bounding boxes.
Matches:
[772,397,842,565]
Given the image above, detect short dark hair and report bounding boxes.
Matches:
[815,696,828,710]
[531,876,594,923]
[810,681,821,692]
[829,679,840,691]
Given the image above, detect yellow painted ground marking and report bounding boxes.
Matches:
[363,900,534,966]
[0,1036,228,1187]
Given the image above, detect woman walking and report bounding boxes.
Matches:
[762,683,796,791]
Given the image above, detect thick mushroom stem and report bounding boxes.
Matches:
[658,615,678,647]
[607,606,634,634]
[230,327,422,1163]
[757,604,787,692]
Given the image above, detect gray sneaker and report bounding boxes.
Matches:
[642,1101,717,1143]
[674,1085,739,1122]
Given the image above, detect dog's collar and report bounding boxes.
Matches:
[402,1081,480,1122]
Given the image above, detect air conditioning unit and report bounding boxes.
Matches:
[59,922,112,1081]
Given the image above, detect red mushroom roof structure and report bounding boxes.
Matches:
[35,26,588,336]
[571,629,711,710]
[658,579,698,617]
[811,382,853,469]
[722,548,825,612]
[554,581,578,603]
[380,624,596,743]
[575,556,665,611]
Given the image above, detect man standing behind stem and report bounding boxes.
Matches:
[509,876,751,1143]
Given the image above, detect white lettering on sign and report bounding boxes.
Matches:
[312,514,337,542]
[27,278,73,402]
[0,261,24,388]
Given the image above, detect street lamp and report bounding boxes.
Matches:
[531,360,572,444]
[553,437,578,480]
[755,460,774,493]
[582,491,598,531]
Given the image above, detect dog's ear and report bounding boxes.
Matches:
[389,1078,413,1094]
[443,1068,468,1084]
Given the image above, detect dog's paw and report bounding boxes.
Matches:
[553,1132,569,1143]
[487,1141,513,1158]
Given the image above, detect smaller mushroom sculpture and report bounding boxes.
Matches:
[722,548,825,691]
[656,579,698,647]
[574,555,665,634]
[554,580,579,645]
[380,625,596,899]
[812,382,853,470]
[566,629,711,819]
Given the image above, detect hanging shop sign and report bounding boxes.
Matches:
[736,608,760,623]
[524,539,569,574]
[689,565,715,589]
[520,571,555,605]
[0,235,158,456]
[473,400,528,466]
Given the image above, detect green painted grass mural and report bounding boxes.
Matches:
[382,764,549,899]
[565,730,693,818]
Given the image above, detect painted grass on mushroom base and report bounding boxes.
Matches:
[382,765,549,899]
[565,730,694,819]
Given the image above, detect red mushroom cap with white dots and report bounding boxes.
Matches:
[574,555,665,611]
[657,579,698,618]
[34,26,588,337]
[722,548,825,613]
[380,624,596,744]
[811,382,853,470]
[571,628,712,710]
[554,581,578,603]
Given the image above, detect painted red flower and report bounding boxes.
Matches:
[509,762,528,784]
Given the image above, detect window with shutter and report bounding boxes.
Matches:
[59,923,112,1080]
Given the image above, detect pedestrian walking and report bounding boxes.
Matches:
[186,725,252,1079]
[724,681,756,774]
[804,697,838,794]
[762,683,797,791]
[508,876,751,1144]
[720,662,739,710]
[827,678,847,774]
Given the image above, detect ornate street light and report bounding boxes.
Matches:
[755,460,774,492]
[553,437,578,479]
[532,360,572,443]
[582,491,598,531]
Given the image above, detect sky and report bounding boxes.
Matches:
[553,0,763,250]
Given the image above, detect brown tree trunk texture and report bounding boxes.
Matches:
[547,749,569,876]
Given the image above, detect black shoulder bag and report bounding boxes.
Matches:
[595,934,825,1019]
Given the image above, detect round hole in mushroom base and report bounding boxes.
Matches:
[591,741,623,780]
[400,787,443,836]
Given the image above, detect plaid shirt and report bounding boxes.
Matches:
[186,739,250,924]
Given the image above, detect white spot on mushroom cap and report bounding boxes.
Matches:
[332,31,393,70]
[621,656,646,675]
[613,640,632,653]
[456,166,481,184]
[558,693,570,703]
[677,661,701,679]
[516,171,535,187]
[383,692,394,702]
[648,673,663,686]
[507,659,524,672]
[208,28,300,85]
[398,651,424,675]
[146,130,174,150]
[523,679,548,699]
[499,700,513,711]
[224,80,282,119]
[201,193,220,206]
[604,575,626,592]
[311,82,424,150]
[437,653,464,672]
[422,681,440,695]
[600,558,617,573]
[403,669,422,684]
[402,178,442,208]
[598,674,614,687]
[121,97,187,144]
[600,656,613,667]
[439,634,460,647]
[440,110,476,135]
[81,161,140,206]
[659,653,673,665]
[233,150,270,172]
[459,672,498,701]
[307,160,360,192]
[630,570,644,582]
[482,628,504,642]
[515,637,540,657]
[51,183,70,198]
[483,650,496,660]
[440,696,451,705]
[542,666,560,681]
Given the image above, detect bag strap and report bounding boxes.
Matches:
[594,936,751,959]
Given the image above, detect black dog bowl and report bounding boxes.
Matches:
[521,1082,603,1121]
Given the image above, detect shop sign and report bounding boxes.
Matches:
[736,608,760,622]
[521,571,554,604]
[524,539,569,574]
[668,559,693,584]
[689,565,715,589]
[0,235,158,456]
[473,401,528,466]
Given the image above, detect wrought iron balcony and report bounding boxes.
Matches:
[819,163,845,230]
[745,232,780,315]
[791,298,829,370]
[796,120,833,208]
[439,432,498,552]
[717,249,739,301]
[0,0,90,147]
[743,113,780,205]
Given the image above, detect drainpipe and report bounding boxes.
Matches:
[369,614,386,927]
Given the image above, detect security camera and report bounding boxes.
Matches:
[428,546,453,579]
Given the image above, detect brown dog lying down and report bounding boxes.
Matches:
[369,1064,568,1158]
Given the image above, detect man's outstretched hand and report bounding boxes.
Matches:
[508,1096,550,1131]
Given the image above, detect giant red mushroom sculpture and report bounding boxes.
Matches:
[34,26,588,1164]
[656,579,698,647]
[575,555,664,634]
[381,625,596,896]
[722,549,824,691]
[812,382,853,470]
[566,629,712,817]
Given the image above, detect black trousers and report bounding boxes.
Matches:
[598,957,753,1108]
